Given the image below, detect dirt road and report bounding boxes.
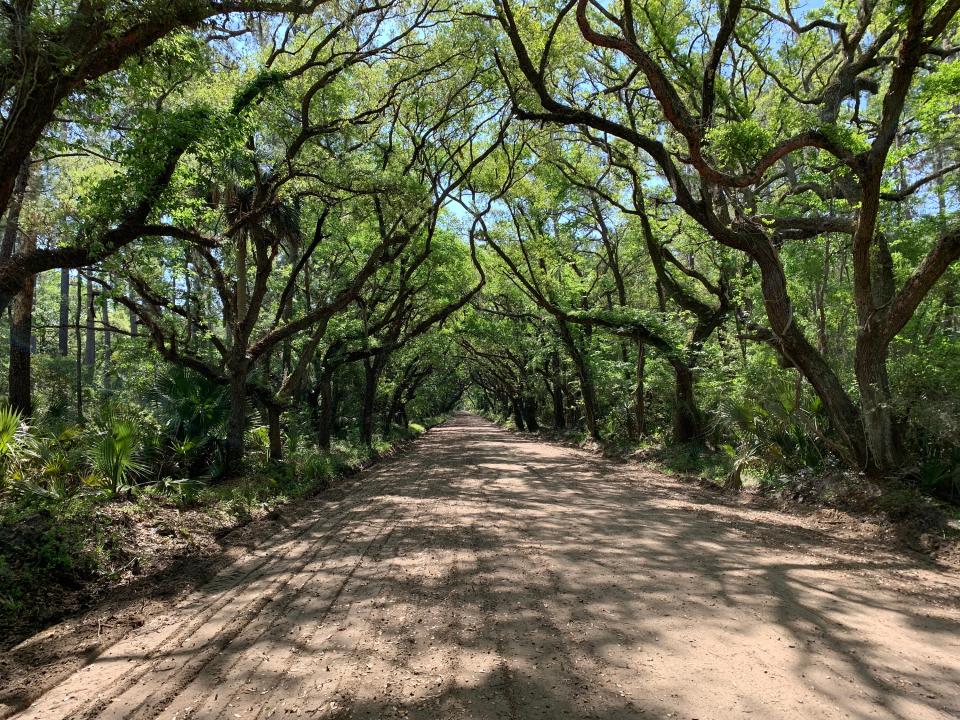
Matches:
[8,413,959,719]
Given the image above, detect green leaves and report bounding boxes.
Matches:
[0,407,37,485]
[916,62,960,140]
[90,419,146,498]
[704,120,772,171]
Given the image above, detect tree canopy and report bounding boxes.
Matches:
[0,0,958,501]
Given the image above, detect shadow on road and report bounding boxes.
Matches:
[7,413,959,720]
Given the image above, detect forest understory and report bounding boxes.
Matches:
[0,419,444,647]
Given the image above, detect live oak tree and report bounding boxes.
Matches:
[493,0,960,473]
[0,0,336,310]
[93,2,504,474]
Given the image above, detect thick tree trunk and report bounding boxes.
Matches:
[8,238,35,416]
[511,396,526,431]
[522,396,539,432]
[551,384,565,429]
[0,161,28,261]
[59,269,70,355]
[855,337,902,472]
[749,239,868,466]
[224,366,248,478]
[669,358,705,443]
[267,403,283,462]
[850,234,903,474]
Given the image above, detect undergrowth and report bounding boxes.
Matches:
[0,416,443,629]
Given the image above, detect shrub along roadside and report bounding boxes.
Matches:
[0,416,445,645]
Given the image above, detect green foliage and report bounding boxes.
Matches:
[0,406,36,484]
[88,415,146,497]
[705,120,772,170]
[148,366,229,476]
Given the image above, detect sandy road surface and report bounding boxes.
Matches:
[9,413,960,720]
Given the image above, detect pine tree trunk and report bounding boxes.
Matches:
[129,281,139,338]
[84,276,95,381]
[59,269,70,355]
[102,289,112,385]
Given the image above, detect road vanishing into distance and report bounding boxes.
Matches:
[11,414,960,720]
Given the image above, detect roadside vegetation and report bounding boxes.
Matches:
[0,385,443,634]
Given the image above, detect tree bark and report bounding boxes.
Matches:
[103,288,112,385]
[8,237,35,416]
[851,234,904,472]
[224,363,249,478]
[0,162,28,261]
[267,402,283,462]
[84,276,96,380]
[855,335,902,471]
[522,395,539,432]
[550,384,565,429]
[749,238,869,466]
[59,269,70,355]
[511,396,526,431]
[317,371,334,452]
[669,358,705,443]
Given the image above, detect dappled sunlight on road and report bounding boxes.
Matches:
[11,413,960,720]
